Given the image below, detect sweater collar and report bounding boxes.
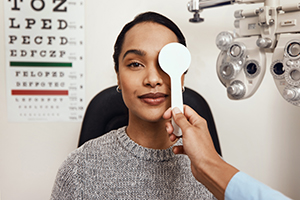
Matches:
[116,126,182,162]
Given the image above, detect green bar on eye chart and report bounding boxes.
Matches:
[10,61,72,67]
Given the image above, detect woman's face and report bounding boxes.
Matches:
[117,22,185,123]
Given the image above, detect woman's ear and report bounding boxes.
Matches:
[181,74,185,87]
[117,72,121,90]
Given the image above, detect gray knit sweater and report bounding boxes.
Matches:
[51,127,216,199]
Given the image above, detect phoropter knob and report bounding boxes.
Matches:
[283,87,300,101]
[227,80,246,99]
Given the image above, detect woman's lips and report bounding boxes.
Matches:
[138,93,168,105]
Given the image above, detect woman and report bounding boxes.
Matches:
[51,12,216,199]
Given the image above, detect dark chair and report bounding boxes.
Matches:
[78,85,222,156]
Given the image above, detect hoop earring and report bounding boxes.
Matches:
[182,86,185,92]
[116,86,121,93]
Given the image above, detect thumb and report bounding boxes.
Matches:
[172,107,191,132]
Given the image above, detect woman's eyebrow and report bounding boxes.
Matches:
[122,49,146,60]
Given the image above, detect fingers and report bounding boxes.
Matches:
[165,121,177,141]
[165,105,206,142]
[163,107,172,120]
[182,105,205,127]
[172,107,192,132]
[172,145,186,155]
[169,133,178,142]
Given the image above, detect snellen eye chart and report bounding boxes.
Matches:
[4,0,85,122]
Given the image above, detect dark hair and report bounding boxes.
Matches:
[113,11,186,73]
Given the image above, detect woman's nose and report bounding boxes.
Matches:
[143,65,164,87]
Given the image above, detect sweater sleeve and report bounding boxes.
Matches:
[50,150,83,200]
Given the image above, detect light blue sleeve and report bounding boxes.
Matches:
[225,171,292,200]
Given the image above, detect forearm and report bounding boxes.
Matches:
[193,155,239,200]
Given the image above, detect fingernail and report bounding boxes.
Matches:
[173,107,181,114]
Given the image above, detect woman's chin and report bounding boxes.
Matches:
[128,104,169,124]
[138,111,166,124]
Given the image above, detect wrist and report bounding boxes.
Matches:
[194,153,239,200]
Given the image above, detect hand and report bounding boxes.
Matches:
[163,105,220,180]
[163,105,238,200]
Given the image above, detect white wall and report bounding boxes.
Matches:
[1,0,300,199]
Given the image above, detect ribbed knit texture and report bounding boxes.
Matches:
[51,127,216,199]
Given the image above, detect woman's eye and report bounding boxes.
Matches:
[127,62,142,68]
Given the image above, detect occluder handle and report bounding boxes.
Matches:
[171,76,183,137]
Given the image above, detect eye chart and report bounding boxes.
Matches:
[4,0,85,122]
